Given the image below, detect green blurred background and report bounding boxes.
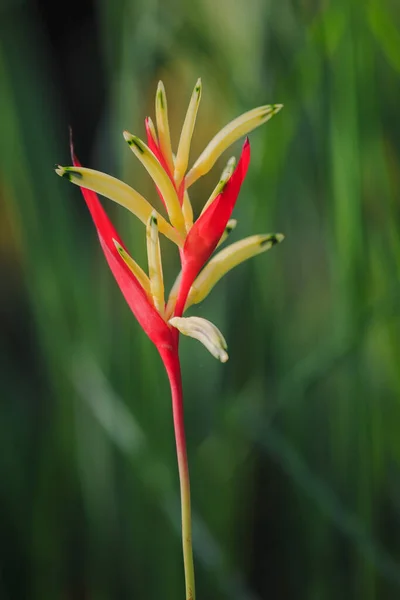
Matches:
[1,0,400,598]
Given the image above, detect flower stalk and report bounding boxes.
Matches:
[160,345,195,600]
[56,80,284,599]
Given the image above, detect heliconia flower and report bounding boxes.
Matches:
[56,80,283,362]
[56,79,284,600]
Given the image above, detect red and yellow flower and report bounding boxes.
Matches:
[56,80,283,362]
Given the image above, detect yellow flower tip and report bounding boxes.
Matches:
[123,131,144,153]
[146,209,165,315]
[221,157,236,185]
[113,239,132,264]
[259,103,284,120]
[225,218,237,235]
[259,232,285,247]
[260,103,284,116]
[146,209,159,238]
[182,190,194,232]
[220,351,229,363]
[147,209,160,236]
[194,78,202,100]
[112,238,152,295]
[165,271,182,320]
[55,165,65,176]
[174,78,203,187]
[216,218,238,248]
[55,165,78,180]
[155,81,175,174]
[156,80,166,107]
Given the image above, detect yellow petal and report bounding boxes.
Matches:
[55,165,183,246]
[146,211,165,315]
[182,190,194,232]
[155,81,175,174]
[123,132,186,236]
[165,220,237,320]
[112,239,152,298]
[185,104,283,188]
[169,316,228,363]
[165,271,182,320]
[200,156,236,216]
[174,78,202,187]
[186,233,284,308]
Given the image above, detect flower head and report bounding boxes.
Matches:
[56,80,284,361]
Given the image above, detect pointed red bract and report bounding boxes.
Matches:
[184,139,250,264]
[70,143,172,349]
[174,139,251,317]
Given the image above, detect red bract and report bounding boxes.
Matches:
[145,117,167,171]
[174,139,251,317]
[71,148,173,350]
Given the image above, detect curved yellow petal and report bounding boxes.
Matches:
[146,211,165,315]
[55,165,183,247]
[185,104,283,188]
[155,81,175,174]
[186,233,284,309]
[112,239,152,298]
[165,271,182,321]
[123,132,186,236]
[169,316,228,363]
[182,190,194,232]
[174,78,202,187]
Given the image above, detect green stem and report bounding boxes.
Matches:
[160,346,195,600]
